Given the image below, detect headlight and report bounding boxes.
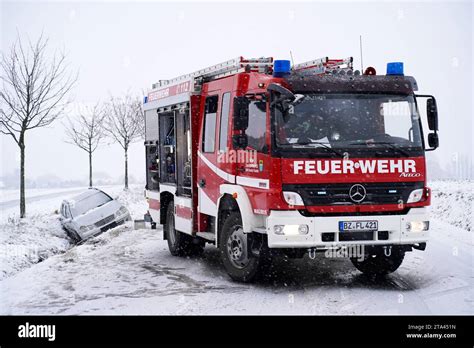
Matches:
[80,224,95,232]
[283,191,305,206]
[115,206,129,218]
[406,221,429,232]
[407,188,424,203]
[274,224,309,236]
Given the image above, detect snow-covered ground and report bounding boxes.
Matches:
[0,181,472,315]
[429,180,473,232]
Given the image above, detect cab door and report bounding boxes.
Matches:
[234,95,271,214]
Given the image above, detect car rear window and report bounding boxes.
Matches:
[70,191,112,217]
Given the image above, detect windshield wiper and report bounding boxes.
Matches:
[349,141,411,157]
[279,141,345,157]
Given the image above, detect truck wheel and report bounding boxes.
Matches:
[165,203,203,256]
[219,211,262,282]
[351,248,405,276]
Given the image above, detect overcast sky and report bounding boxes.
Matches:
[0,0,472,183]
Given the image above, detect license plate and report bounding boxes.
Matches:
[339,220,378,232]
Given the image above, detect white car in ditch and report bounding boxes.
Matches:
[60,188,131,242]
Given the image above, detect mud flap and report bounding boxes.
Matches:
[248,232,265,257]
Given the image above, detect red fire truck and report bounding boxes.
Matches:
[143,56,439,282]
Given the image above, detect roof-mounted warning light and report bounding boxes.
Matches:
[386,62,404,76]
[273,60,291,77]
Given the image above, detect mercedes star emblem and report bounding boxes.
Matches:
[349,184,367,203]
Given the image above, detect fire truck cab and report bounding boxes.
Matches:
[143,56,439,282]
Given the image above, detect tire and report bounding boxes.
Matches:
[64,227,81,244]
[72,230,82,243]
[219,211,267,282]
[351,248,405,276]
[165,203,204,256]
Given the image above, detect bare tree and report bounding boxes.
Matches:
[64,103,105,187]
[0,34,76,217]
[104,94,144,190]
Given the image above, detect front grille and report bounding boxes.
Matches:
[283,182,423,206]
[300,208,411,217]
[101,221,118,232]
[95,214,115,228]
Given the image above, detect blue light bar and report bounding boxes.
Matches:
[386,62,404,76]
[273,60,291,77]
[143,96,148,104]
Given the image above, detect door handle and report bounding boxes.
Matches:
[199,179,206,188]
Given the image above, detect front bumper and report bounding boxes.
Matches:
[79,213,131,239]
[265,207,429,248]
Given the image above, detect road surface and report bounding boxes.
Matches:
[0,188,86,210]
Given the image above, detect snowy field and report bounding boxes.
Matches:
[0,181,472,315]
[429,180,473,232]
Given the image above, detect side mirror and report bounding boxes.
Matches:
[267,83,295,101]
[232,134,248,149]
[233,97,250,130]
[428,133,439,149]
[427,97,438,131]
[268,84,298,120]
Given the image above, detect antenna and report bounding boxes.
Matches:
[359,35,364,72]
[290,51,295,66]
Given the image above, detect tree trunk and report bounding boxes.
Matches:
[19,137,26,218]
[124,147,128,190]
[89,150,93,188]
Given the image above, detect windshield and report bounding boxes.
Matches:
[70,191,112,217]
[273,94,423,156]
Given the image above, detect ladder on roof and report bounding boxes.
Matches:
[152,56,274,89]
[292,56,353,75]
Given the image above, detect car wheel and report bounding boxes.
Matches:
[65,228,82,244]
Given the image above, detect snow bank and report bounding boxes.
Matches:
[0,213,70,281]
[429,180,473,232]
